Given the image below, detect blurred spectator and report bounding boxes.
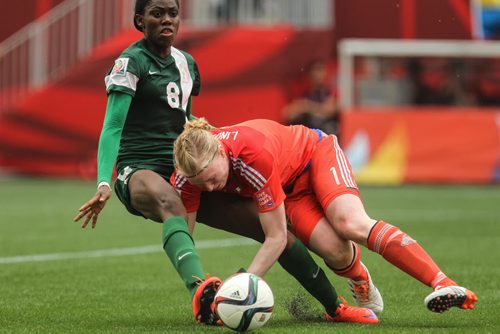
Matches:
[357,57,412,106]
[282,60,339,135]
[472,58,500,105]
[406,58,475,106]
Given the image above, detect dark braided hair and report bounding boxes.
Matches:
[134,0,180,32]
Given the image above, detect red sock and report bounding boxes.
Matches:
[329,243,369,282]
[367,221,456,288]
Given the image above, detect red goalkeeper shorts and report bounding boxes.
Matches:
[285,135,361,245]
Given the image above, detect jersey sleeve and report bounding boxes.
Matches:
[191,61,201,96]
[170,172,202,213]
[249,149,286,213]
[186,96,195,120]
[104,55,141,97]
[97,92,132,185]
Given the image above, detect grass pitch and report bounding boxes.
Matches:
[0,179,498,333]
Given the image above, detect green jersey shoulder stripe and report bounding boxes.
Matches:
[171,47,193,112]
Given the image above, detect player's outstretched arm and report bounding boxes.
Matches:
[247,203,288,277]
[73,184,111,229]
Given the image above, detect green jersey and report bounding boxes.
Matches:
[98,39,200,184]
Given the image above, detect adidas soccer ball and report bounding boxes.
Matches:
[214,273,274,332]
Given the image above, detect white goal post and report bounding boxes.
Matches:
[338,38,500,109]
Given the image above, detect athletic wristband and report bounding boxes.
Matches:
[97,181,111,190]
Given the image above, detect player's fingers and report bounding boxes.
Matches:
[91,214,98,229]
[79,202,92,212]
[74,209,87,222]
[93,204,103,215]
[81,213,91,228]
[74,207,90,222]
[79,194,100,211]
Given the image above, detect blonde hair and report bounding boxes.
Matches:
[174,118,220,177]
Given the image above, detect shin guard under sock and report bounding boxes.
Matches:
[162,216,205,298]
[367,221,451,287]
[278,239,341,315]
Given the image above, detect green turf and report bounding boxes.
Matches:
[0,179,498,333]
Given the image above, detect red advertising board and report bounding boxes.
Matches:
[341,108,500,184]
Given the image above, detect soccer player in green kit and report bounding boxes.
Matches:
[74,0,381,325]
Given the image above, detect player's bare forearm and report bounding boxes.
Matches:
[247,235,286,277]
[247,205,288,277]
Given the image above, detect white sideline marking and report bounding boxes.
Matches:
[0,237,257,265]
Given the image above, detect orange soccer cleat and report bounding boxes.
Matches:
[325,298,379,324]
[192,275,222,325]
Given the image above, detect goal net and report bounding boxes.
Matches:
[337,38,500,110]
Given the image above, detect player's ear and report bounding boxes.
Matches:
[134,14,145,31]
[218,145,226,157]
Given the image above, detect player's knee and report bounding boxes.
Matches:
[321,243,353,269]
[132,187,186,222]
[129,171,185,221]
[157,190,186,217]
[333,214,371,243]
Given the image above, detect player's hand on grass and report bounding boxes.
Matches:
[73,185,111,229]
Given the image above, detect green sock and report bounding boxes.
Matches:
[162,216,205,298]
[278,239,341,316]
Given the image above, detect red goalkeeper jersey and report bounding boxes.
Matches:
[171,119,320,213]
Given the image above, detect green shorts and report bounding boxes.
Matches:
[114,170,289,241]
[113,165,172,217]
[114,166,142,216]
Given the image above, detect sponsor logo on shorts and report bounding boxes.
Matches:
[117,166,133,184]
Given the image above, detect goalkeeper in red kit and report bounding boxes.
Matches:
[74,0,380,325]
[172,117,478,316]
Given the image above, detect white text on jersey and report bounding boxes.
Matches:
[215,131,239,141]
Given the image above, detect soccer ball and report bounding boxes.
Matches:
[214,273,274,332]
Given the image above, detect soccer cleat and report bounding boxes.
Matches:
[192,275,222,325]
[424,286,478,313]
[325,298,379,324]
[347,262,384,314]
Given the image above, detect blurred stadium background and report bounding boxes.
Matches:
[1,1,499,333]
[0,0,499,184]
